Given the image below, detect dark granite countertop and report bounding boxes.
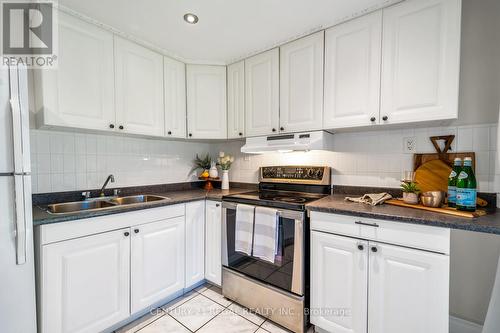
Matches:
[306,195,500,235]
[33,188,252,226]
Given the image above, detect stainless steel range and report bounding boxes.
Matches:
[221,166,331,333]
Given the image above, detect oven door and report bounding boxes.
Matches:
[222,201,306,296]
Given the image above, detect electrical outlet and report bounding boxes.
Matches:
[404,137,416,153]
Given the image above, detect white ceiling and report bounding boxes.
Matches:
[59,0,397,65]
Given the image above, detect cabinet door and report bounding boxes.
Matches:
[380,0,461,124]
[186,65,227,139]
[35,12,115,131]
[227,61,245,139]
[324,11,382,129]
[368,243,449,333]
[245,48,279,136]
[311,232,368,333]
[42,229,130,333]
[185,201,205,288]
[164,56,187,139]
[131,217,185,313]
[205,200,222,286]
[115,36,164,136]
[280,31,324,133]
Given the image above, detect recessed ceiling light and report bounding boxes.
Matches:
[183,13,199,24]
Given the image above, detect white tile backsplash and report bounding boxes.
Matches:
[31,123,500,194]
[30,130,213,193]
[215,123,500,192]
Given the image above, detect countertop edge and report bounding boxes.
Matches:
[33,189,247,226]
[306,205,500,236]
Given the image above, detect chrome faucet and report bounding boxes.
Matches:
[100,174,115,197]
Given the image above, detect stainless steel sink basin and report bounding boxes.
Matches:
[47,200,117,214]
[46,195,171,214]
[109,195,170,205]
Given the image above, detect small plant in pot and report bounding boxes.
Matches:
[401,182,420,205]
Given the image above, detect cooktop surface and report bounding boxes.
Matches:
[223,190,328,211]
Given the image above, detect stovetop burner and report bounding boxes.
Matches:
[272,196,307,203]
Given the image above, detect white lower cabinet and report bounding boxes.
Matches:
[185,201,206,288]
[368,243,449,333]
[130,217,185,313]
[311,213,449,333]
[41,228,130,333]
[205,200,222,286]
[311,232,368,333]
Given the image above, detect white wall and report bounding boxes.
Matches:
[29,130,212,193]
[455,0,500,126]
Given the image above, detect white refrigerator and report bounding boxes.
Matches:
[0,65,37,332]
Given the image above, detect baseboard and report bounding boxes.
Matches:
[313,316,483,333]
[450,316,483,333]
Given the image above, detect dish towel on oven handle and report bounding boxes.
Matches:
[235,204,255,256]
[252,206,279,264]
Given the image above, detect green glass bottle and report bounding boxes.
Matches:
[456,157,477,212]
[447,158,462,208]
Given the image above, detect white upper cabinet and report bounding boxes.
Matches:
[324,12,382,129]
[164,57,187,139]
[245,48,280,137]
[130,217,185,313]
[185,201,205,288]
[114,36,165,136]
[227,61,245,139]
[311,231,368,333]
[186,65,227,139]
[34,12,115,131]
[380,0,461,124]
[368,242,449,333]
[41,228,130,333]
[280,32,324,133]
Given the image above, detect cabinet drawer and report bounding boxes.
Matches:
[310,212,450,254]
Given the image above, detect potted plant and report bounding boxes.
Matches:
[217,152,234,190]
[191,154,212,178]
[401,182,420,204]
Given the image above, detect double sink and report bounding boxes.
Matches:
[47,195,171,214]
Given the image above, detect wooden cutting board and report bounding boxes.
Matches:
[414,159,451,194]
[412,135,487,207]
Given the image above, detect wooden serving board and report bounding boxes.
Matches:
[412,135,488,207]
[386,199,487,218]
[414,159,452,194]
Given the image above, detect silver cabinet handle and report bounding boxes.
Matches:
[14,175,26,265]
[355,221,379,228]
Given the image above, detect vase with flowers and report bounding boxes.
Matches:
[217,152,234,190]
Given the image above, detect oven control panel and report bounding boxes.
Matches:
[260,166,330,185]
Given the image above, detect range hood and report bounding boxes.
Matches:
[241,131,334,154]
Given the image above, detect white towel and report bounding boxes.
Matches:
[235,204,255,255]
[252,206,278,264]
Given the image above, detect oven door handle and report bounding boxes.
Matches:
[290,217,304,296]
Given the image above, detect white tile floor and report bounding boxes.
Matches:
[115,284,315,333]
